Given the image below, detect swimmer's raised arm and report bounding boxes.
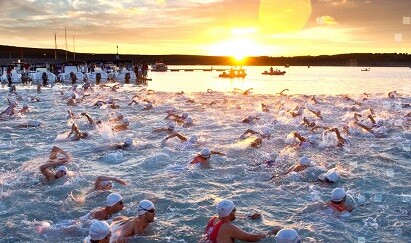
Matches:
[94,176,127,189]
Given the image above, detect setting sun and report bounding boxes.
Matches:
[208,38,265,61]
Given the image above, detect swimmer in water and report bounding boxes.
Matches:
[67,123,88,141]
[110,200,156,241]
[88,193,125,220]
[86,220,111,243]
[204,199,281,243]
[152,123,176,135]
[39,146,70,183]
[88,176,127,194]
[190,148,226,167]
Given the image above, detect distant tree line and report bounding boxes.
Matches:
[0,45,410,67]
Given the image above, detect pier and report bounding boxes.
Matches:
[154,68,228,72]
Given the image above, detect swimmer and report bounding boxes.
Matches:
[239,128,271,148]
[112,117,129,132]
[67,123,88,141]
[316,169,340,183]
[18,104,29,113]
[15,120,42,128]
[81,112,101,125]
[300,187,353,214]
[276,88,289,96]
[153,123,176,134]
[242,88,253,95]
[204,199,281,242]
[89,193,125,220]
[89,176,127,194]
[110,200,156,241]
[324,128,346,147]
[86,220,111,243]
[261,103,269,112]
[112,136,130,148]
[307,108,323,119]
[285,156,313,175]
[326,188,353,213]
[275,228,301,243]
[242,115,260,124]
[190,148,226,167]
[39,146,70,183]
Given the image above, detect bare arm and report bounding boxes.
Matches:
[40,160,68,180]
[211,150,226,156]
[94,176,127,189]
[225,224,267,242]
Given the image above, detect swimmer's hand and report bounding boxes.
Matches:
[248,213,262,220]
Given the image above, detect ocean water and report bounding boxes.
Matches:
[0,66,410,243]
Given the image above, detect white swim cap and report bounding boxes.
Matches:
[89,220,110,241]
[276,228,300,243]
[200,148,211,158]
[182,112,188,119]
[124,138,133,146]
[57,166,68,173]
[377,119,383,126]
[23,103,28,108]
[137,200,155,215]
[168,123,175,130]
[122,117,129,124]
[189,135,198,144]
[216,199,235,217]
[29,120,41,127]
[331,188,346,202]
[185,117,193,124]
[299,156,311,166]
[106,193,123,206]
[319,170,339,183]
[262,128,271,136]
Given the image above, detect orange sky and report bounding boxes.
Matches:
[0,0,410,57]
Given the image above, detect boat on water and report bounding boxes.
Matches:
[262,70,286,75]
[151,62,168,72]
[361,68,370,71]
[218,68,247,78]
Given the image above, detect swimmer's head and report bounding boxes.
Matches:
[28,120,41,127]
[299,156,312,166]
[100,180,113,190]
[137,200,156,222]
[377,119,384,127]
[276,228,300,243]
[55,165,68,178]
[216,199,235,217]
[167,123,175,131]
[122,117,129,124]
[200,148,211,159]
[106,193,123,207]
[185,117,193,125]
[331,188,346,202]
[182,113,189,119]
[89,220,111,241]
[189,135,198,144]
[124,138,133,146]
[319,170,339,183]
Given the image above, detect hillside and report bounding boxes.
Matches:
[0,45,410,67]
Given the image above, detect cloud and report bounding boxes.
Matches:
[316,16,338,25]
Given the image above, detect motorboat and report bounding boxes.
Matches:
[361,68,370,71]
[219,69,247,78]
[262,70,286,75]
[151,62,168,72]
